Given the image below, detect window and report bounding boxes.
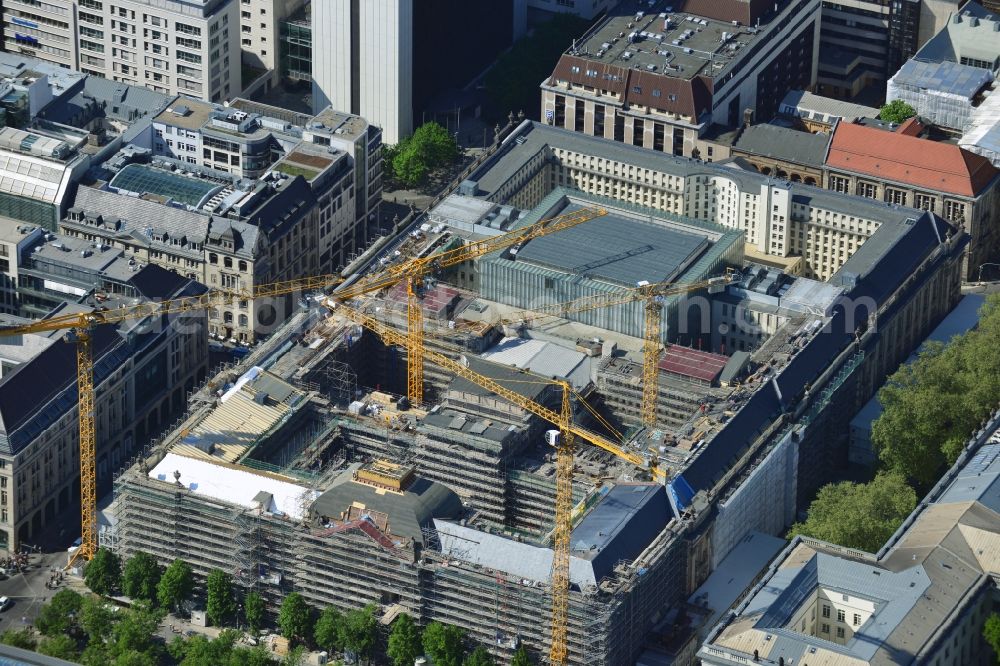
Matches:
[239,314,248,327]
[238,260,247,272]
[822,605,830,619]
[915,193,936,211]
[853,613,861,626]
[836,627,845,639]
[821,623,830,634]
[837,609,845,622]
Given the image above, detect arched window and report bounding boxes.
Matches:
[239,314,249,328]
[224,311,233,324]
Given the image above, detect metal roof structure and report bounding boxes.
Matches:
[659,345,729,384]
[109,163,224,209]
[514,204,709,287]
[480,337,590,390]
[778,90,879,124]
[890,59,993,100]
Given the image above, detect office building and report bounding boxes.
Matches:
[824,118,1000,278]
[0,217,208,552]
[311,0,524,144]
[816,0,921,101]
[1,0,241,104]
[238,0,306,86]
[699,412,1000,666]
[540,0,822,158]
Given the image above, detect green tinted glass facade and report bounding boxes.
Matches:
[280,19,312,82]
[0,191,58,230]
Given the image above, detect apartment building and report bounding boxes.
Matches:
[540,0,822,158]
[0,218,208,552]
[824,119,1000,278]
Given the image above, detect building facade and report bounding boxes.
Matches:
[540,0,822,158]
[238,0,306,87]
[0,218,209,552]
[816,0,921,100]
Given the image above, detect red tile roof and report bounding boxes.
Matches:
[659,345,728,384]
[826,122,998,197]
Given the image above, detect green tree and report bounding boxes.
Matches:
[313,606,345,654]
[80,643,112,666]
[110,600,166,661]
[392,141,429,188]
[85,547,121,596]
[511,645,532,666]
[282,645,306,666]
[483,13,592,124]
[178,631,240,666]
[38,634,79,660]
[788,471,917,551]
[873,295,1000,488]
[244,590,265,633]
[464,645,496,666]
[340,604,378,664]
[387,613,422,666]
[878,99,917,124]
[206,569,237,627]
[277,592,313,644]
[232,643,276,666]
[411,122,459,168]
[122,551,161,603]
[79,596,116,644]
[112,650,158,666]
[0,629,36,650]
[422,621,466,666]
[984,613,1000,663]
[36,588,84,636]
[157,558,194,612]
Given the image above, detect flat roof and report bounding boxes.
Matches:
[570,0,762,82]
[153,98,215,131]
[109,163,223,209]
[890,59,993,100]
[514,203,710,287]
[148,452,315,520]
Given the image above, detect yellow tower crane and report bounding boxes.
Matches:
[324,298,666,665]
[440,273,735,427]
[0,206,605,563]
[332,205,607,404]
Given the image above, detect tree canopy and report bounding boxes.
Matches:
[878,99,917,124]
[423,621,466,666]
[206,569,237,627]
[122,552,161,603]
[85,547,121,596]
[873,295,1000,488]
[387,613,422,666]
[511,645,533,666]
[483,14,593,124]
[36,588,83,637]
[157,559,194,612]
[984,613,1000,664]
[277,592,313,644]
[464,645,496,666]
[244,590,265,633]
[313,606,344,655]
[386,121,459,187]
[0,629,36,650]
[37,634,78,661]
[788,471,917,551]
[340,604,378,663]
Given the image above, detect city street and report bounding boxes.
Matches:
[0,550,71,633]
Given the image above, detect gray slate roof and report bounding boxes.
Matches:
[732,124,831,168]
[312,472,463,543]
[514,204,709,286]
[37,75,173,126]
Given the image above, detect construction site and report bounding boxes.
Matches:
[99,124,970,665]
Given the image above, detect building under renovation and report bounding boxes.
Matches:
[110,120,969,665]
